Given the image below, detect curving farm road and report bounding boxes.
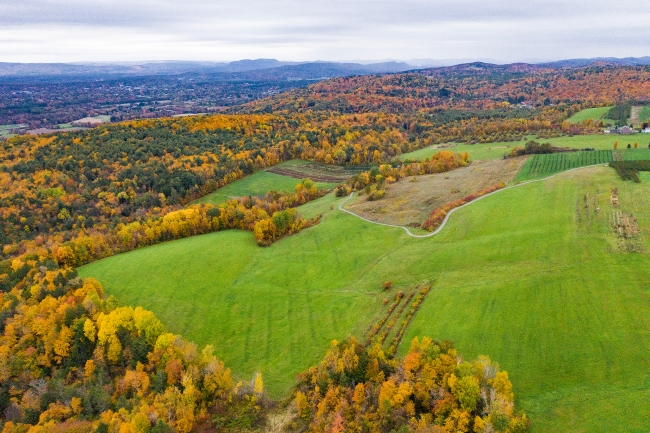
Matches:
[338,163,608,238]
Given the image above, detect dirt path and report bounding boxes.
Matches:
[346,158,526,227]
[338,164,609,239]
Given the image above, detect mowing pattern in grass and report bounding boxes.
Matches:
[80,166,650,432]
[514,150,612,181]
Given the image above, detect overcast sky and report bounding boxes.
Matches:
[1,0,650,64]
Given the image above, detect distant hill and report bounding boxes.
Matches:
[202,61,414,82]
[0,59,414,83]
[418,62,547,77]
[3,57,650,83]
[221,59,298,72]
[0,61,225,77]
[542,57,650,68]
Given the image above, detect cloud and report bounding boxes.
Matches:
[0,0,649,62]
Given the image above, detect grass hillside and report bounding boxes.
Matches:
[80,194,403,398]
[400,134,638,162]
[79,165,650,432]
[638,106,650,125]
[567,106,613,123]
[513,150,613,182]
[193,169,336,205]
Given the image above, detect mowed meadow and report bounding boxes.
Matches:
[401,133,650,162]
[79,164,650,432]
[193,162,339,206]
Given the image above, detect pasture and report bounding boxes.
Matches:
[400,134,624,162]
[346,157,526,227]
[79,165,650,432]
[566,106,613,123]
[194,167,337,205]
[638,106,650,125]
[621,147,650,160]
[514,150,613,182]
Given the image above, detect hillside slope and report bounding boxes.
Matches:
[81,166,650,432]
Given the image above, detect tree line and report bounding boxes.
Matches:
[1,108,574,261]
[54,179,324,268]
[291,337,528,433]
[0,256,267,432]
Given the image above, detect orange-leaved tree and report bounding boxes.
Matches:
[292,336,528,433]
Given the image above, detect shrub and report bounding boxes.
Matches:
[422,183,506,231]
[334,185,351,197]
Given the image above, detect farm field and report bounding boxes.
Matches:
[266,159,368,182]
[346,157,527,227]
[638,106,650,125]
[79,165,650,432]
[0,124,25,139]
[194,168,337,205]
[514,150,613,182]
[621,148,650,160]
[566,106,613,123]
[80,193,401,397]
[400,134,626,161]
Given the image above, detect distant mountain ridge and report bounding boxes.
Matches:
[2,57,650,83]
[202,61,414,82]
[0,59,414,83]
[542,57,650,68]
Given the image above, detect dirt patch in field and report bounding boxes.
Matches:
[266,167,347,183]
[267,161,363,183]
[613,210,643,253]
[347,157,528,227]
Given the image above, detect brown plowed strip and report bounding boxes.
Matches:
[267,167,348,183]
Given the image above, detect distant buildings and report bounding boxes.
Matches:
[605,126,633,134]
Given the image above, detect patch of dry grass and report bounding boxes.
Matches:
[347,157,527,227]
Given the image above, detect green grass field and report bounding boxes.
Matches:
[194,169,337,205]
[566,107,613,123]
[513,150,613,182]
[638,107,650,125]
[399,134,626,162]
[0,124,26,140]
[621,148,650,160]
[79,165,650,432]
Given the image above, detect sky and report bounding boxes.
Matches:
[1,0,650,64]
